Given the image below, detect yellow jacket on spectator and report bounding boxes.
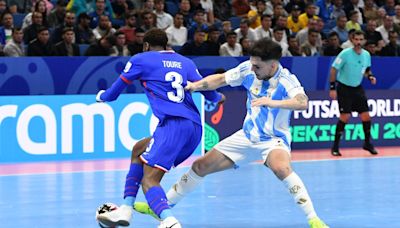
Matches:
[247,10,261,29]
[345,21,361,31]
[298,13,318,28]
[287,16,303,33]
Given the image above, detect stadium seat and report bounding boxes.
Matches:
[79,44,90,56]
[229,16,242,30]
[13,13,26,28]
[165,1,179,16]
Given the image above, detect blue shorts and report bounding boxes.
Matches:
[140,117,202,172]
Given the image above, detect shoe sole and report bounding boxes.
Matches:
[97,215,130,227]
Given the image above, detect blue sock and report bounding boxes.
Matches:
[145,186,171,218]
[123,163,143,206]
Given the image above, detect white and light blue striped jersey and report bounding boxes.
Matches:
[225,60,306,147]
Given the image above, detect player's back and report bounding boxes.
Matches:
[123,50,201,125]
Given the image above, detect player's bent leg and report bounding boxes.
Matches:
[131,137,152,163]
[266,149,329,228]
[142,164,182,227]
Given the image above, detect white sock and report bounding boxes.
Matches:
[282,172,317,220]
[166,168,203,206]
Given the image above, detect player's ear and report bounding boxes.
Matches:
[143,42,150,52]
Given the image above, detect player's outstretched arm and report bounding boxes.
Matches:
[251,93,308,110]
[185,73,227,92]
[96,78,129,102]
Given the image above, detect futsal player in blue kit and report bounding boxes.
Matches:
[95,28,223,228]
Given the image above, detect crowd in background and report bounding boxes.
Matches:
[0,0,400,57]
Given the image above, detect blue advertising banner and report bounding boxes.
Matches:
[204,90,400,150]
[0,94,204,163]
[1,57,400,95]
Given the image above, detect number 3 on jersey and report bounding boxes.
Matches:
[165,71,185,103]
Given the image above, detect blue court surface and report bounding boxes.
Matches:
[1,155,399,227]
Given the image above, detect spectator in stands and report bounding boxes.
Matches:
[380,30,400,56]
[140,10,157,32]
[323,31,342,56]
[112,0,134,19]
[166,12,187,46]
[393,5,400,25]
[331,15,348,44]
[75,13,96,44]
[265,0,280,16]
[286,34,302,56]
[299,3,318,28]
[22,0,49,30]
[376,15,395,44]
[240,37,250,55]
[275,15,291,44]
[188,9,208,40]
[344,0,364,25]
[231,0,250,18]
[271,3,287,26]
[285,0,305,14]
[111,31,130,56]
[3,27,25,56]
[382,0,396,16]
[204,25,220,55]
[67,0,114,21]
[55,27,80,56]
[200,0,214,25]
[364,39,378,56]
[154,0,173,30]
[128,27,144,55]
[48,0,67,28]
[23,11,44,44]
[296,18,320,47]
[341,28,355,49]
[287,4,303,34]
[27,26,55,56]
[330,0,346,22]
[0,0,7,14]
[119,12,137,44]
[52,11,76,44]
[179,28,208,55]
[0,11,13,45]
[247,0,266,29]
[376,8,387,27]
[93,14,116,40]
[213,0,231,22]
[235,18,257,44]
[177,0,191,27]
[218,20,231,44]
[316,0,333,24]
[255,14,273,39]
[364,19,384,53]
[363,0,379,22]
[272,26,289,55]
[89,0,113,29]
[85,33,116,55]
[219,31,242,56]
[345,10,361,31]
[301,29,321,56]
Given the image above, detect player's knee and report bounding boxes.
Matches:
[192,159,209,177]
[271,164,292,180]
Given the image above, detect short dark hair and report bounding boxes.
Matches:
[249,38,282,61]
[62,27,74,34]
[353,30,365,37]
[143,28,168,48]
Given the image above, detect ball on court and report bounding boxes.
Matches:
[95,203,118,228]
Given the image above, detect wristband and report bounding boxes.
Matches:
[329,82,336,90]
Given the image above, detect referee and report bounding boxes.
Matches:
[329,30,378,156]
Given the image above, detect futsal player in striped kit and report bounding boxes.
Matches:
[135,38,329,228]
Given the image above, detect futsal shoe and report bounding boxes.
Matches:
[96,204,132,227]
[308,217,330,228]
[363,142,378,155]
[158,216,182,228]
[133,202,161,221]
[330,146,342,156]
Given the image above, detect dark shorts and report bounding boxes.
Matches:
[337,82,369,113]
[140,117,202,172]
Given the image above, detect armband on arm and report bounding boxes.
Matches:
[329,81,336,90]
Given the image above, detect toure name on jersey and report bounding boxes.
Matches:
[162,60,182,69]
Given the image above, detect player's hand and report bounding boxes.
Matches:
[370,76,377,85]
[96,90,106,102]
[185,81,196,92]
[217,93,226,105]
[251,97,276,108]
[329,90,337,100]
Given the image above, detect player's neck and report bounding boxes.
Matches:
[149,46,165,51]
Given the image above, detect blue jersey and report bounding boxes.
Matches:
[224,60,306,147]
[120,50,208,125]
